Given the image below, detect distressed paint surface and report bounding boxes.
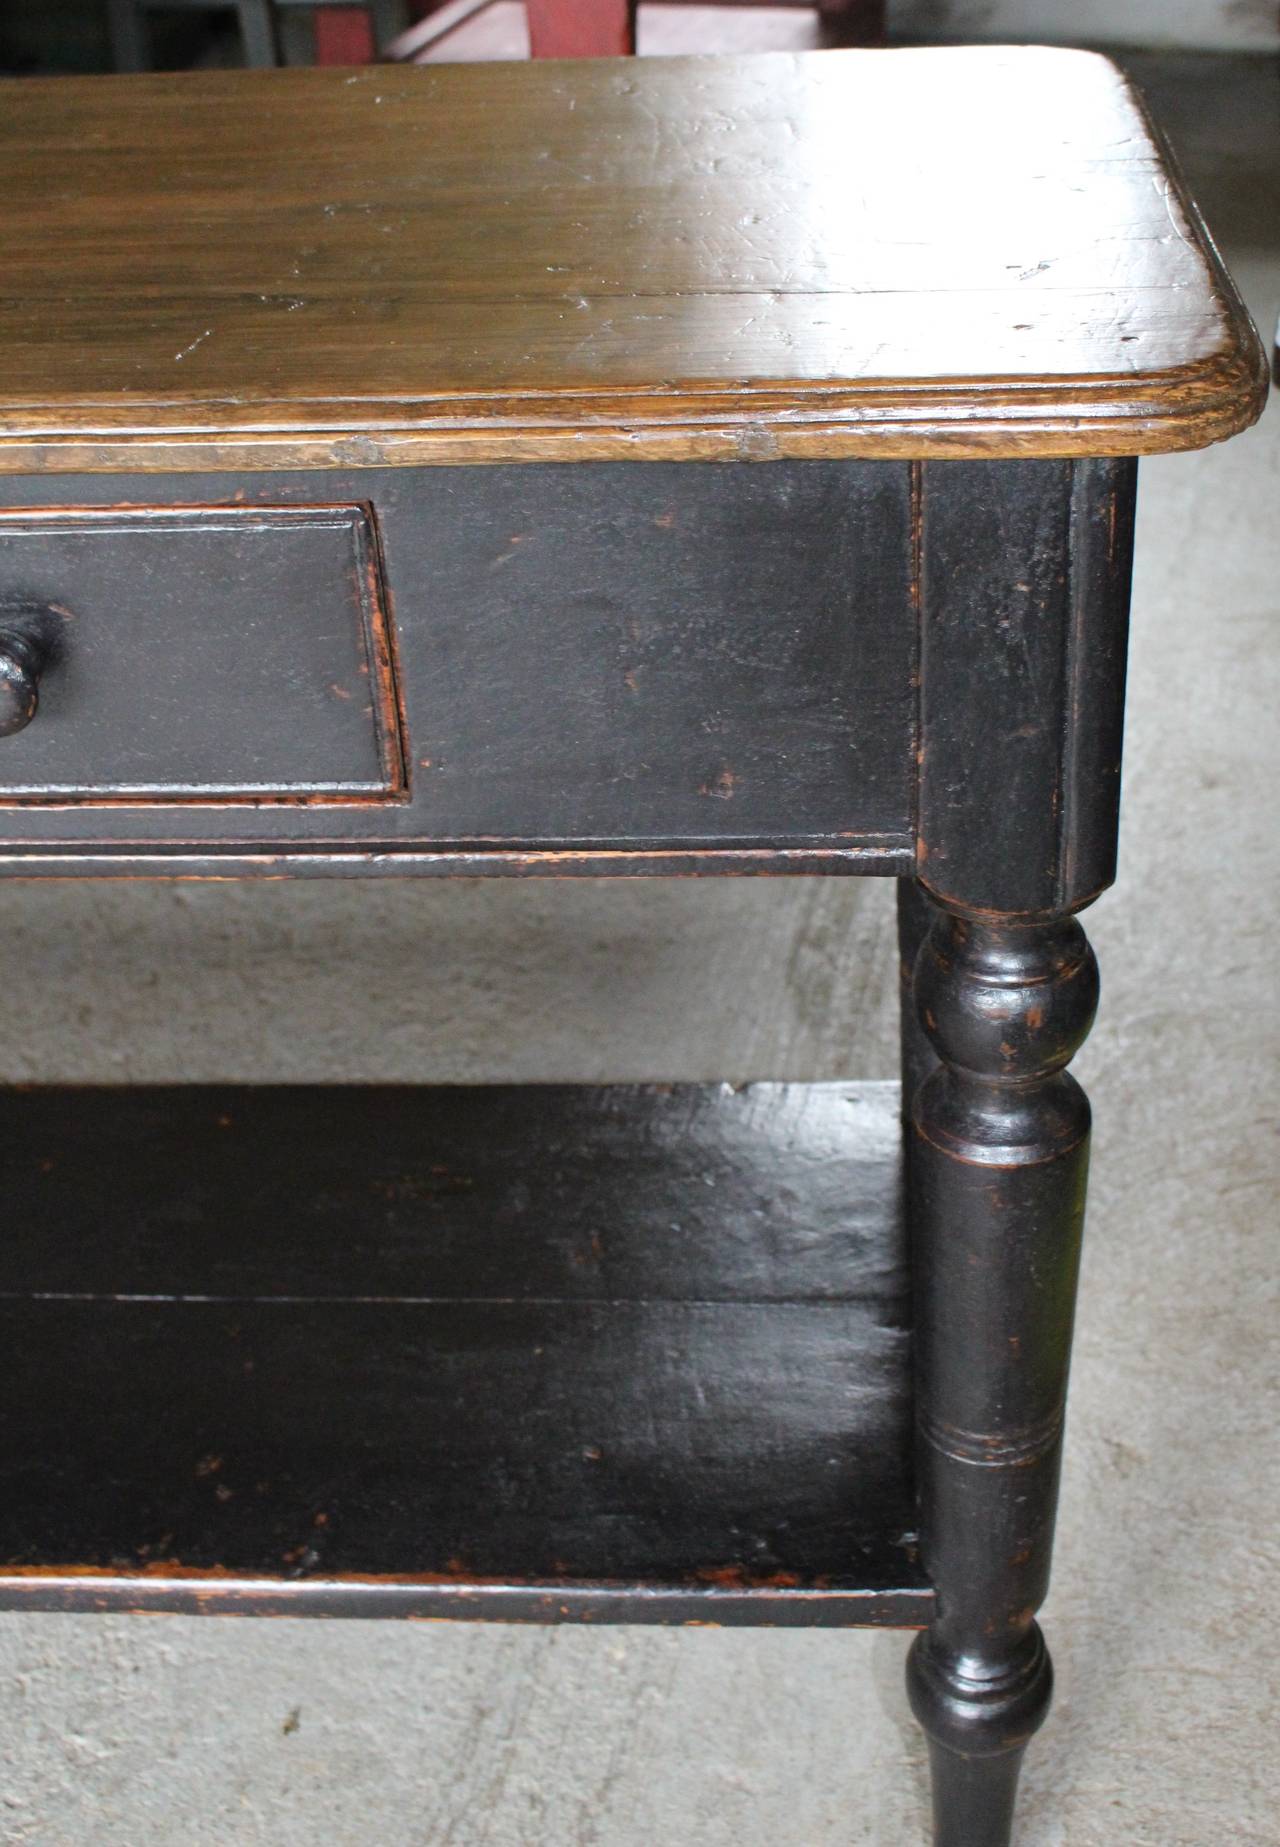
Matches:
[0,460,916,868]
[0,51,1273,1843]
[0,1081,925,1623]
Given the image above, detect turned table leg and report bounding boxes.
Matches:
[905,898,1099,1847]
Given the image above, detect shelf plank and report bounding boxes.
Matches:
[0,1081,929,1624]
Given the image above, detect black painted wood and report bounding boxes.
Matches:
[905,902,1099,1846]
[0,453,1145,1847]
[917,458,1136,918]
[897,878,939,1120]
[0,1080,906,1304]
[0,39,1256,1838]
[0,461,917,863]
[0,1080,929,1624]
[0,507,401,797]
[0,844,903,879]
[898,462,1129,1844]
[0,459,1142,903]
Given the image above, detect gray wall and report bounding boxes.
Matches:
[891,0,1279,50]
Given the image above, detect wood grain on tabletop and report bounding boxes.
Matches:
[0,47,1266,472]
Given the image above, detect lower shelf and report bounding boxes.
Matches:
[0,1080,930,1625]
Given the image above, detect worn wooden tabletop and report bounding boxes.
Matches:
[0,47,1266,470]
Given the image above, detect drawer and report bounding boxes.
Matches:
[0,505,403,800]
[0,462,919,873]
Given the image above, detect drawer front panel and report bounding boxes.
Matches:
[0,506,403,800]
[0,463,917,868]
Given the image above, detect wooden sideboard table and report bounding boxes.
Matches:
[0,48,1265,1845]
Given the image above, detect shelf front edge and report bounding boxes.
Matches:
[0,845,914,880]
[0,1572,934,1627]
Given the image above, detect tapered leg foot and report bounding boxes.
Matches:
[922,1741,1025,1847]
[907,1626,1053,1847]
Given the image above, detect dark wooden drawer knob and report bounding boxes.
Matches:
[0,604,63,738]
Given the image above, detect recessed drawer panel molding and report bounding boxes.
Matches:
[0,505,404,801]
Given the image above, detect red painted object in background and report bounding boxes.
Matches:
[527,0,637,57]
[314,9,377,61]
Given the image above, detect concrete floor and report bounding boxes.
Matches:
[0,49,1277,1847]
